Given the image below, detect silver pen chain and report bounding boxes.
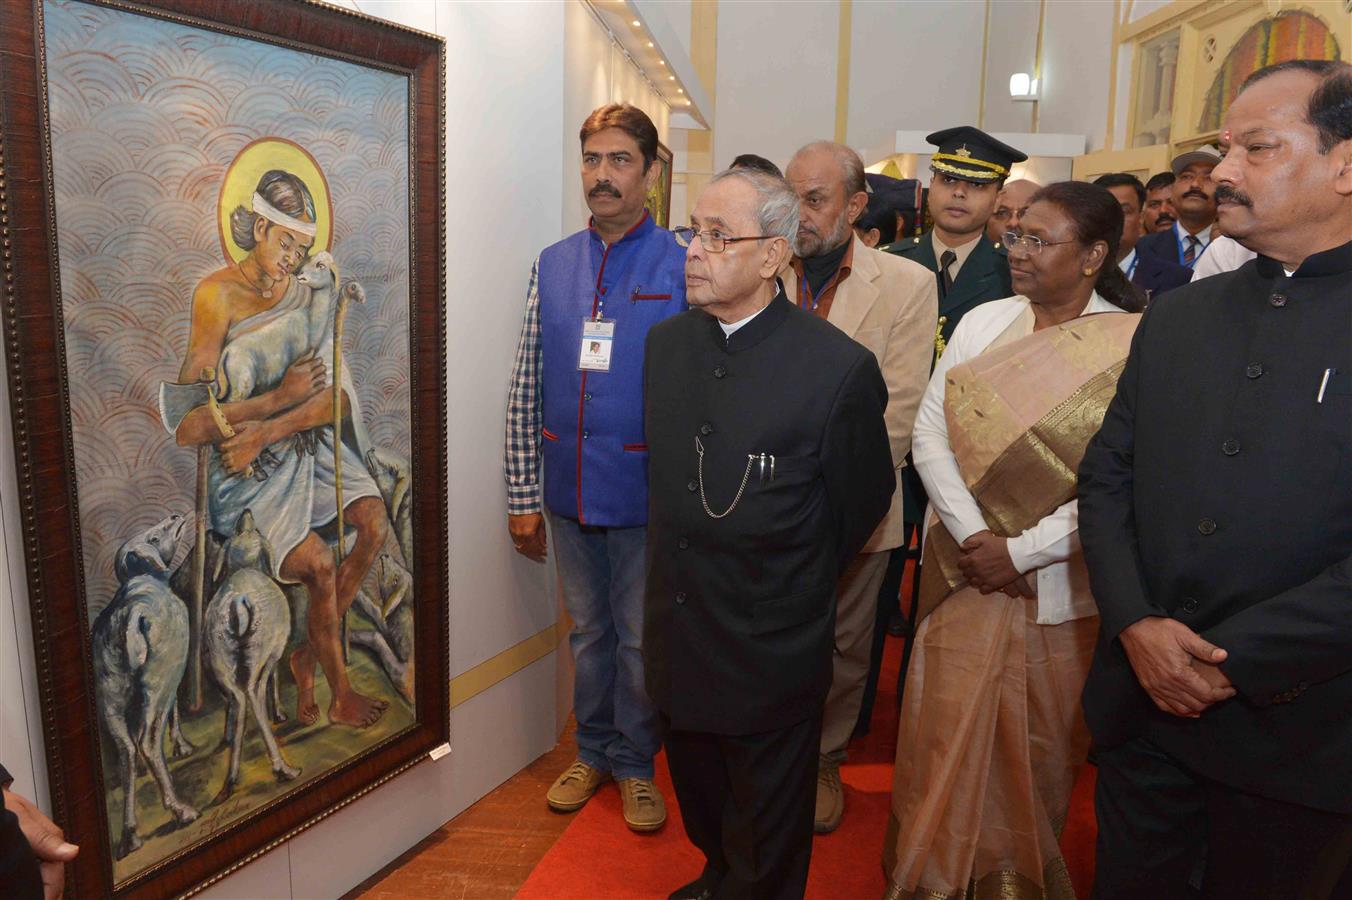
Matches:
[696,436,755,519]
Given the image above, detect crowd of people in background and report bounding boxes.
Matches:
[505,55,1352,900]
[9,54,1345,900]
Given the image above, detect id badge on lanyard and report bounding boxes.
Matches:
[579,317,616,372]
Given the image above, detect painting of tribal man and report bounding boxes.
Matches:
[42,0,418,883]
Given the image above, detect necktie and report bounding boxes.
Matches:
[1183,235,1201,267]
[939,249,957,298]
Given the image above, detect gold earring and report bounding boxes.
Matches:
[1083,267,1095,277]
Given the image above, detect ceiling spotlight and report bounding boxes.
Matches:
[677,88,684,94]
[659,60,665,65]
[668,75,675,81]
[647,41,654,48]
[631,19,640,27]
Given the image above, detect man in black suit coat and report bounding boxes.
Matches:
[1095,173,1192,304]
[645,167,893,899]
[1078,60,1352,899]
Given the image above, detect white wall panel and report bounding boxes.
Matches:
[715,0,839,173]
[1039,0,1115,151]
[846,1,985,157]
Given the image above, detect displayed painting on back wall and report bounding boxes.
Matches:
[0,1,448,896]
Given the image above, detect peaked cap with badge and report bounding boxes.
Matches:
[926,126,1028,184]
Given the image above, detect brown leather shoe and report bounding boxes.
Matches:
[618,777,667,832]
[546,759,610,812]
[814,762,843,833]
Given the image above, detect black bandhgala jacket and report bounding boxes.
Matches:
[642,292,894,735]
[1078,240,1352,813]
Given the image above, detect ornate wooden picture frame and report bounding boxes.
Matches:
[0,1,448,896]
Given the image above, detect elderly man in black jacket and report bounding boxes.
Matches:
[1078,60,1352,900]
[644,166,893,900]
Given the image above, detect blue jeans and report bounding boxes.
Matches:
[548,512,658,780]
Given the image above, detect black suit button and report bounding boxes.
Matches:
[675,592,687,605]
[1270,293,1287,307]
[713,365,727,379]
[678,537,689,550]
[1222,440,1240,456]
[1198,517,1217,535]
[700,422,714,436]
[584,392,593,401]
[1181,597,1199,613]
[1246,363,1264,379]
[687,479,698,492]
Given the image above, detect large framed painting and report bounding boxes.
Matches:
[0,0,449,896]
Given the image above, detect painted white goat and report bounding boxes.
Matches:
[215,251,366,403]
[91,514,199,858]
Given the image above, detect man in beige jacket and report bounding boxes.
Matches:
[783,142,937,833]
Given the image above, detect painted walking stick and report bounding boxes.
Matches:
[333,279,351,661]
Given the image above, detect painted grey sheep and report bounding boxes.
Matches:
[215,251,366,403]
[366,446,412,567]
[91,513,199,858]
[204,510,300,803]
[351,553,414,704]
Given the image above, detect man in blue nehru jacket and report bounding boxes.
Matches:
[503,104,686,833]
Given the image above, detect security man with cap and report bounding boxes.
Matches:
[1136,144,1221,270]
[876,128,1026,693]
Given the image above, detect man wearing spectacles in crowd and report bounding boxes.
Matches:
[648,166,894,900]
[503,104,686,835]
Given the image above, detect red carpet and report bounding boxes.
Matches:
[518,625,1098,899]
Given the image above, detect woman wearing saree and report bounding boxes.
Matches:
[883,181,1145,899]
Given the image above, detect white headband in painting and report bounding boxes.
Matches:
[251,191,318,237]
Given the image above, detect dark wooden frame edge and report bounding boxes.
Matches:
[0,1,450,897]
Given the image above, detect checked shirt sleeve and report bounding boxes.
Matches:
[504,258,544,516]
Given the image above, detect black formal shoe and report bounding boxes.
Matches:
[668,873,719,900]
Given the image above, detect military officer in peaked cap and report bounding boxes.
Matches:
[886,126,1026,348]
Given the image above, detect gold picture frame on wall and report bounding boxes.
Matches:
[645,141,674,228]
[1124,0,1352,156]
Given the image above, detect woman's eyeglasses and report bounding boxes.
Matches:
[1003,231,1076,255]
[674,227,776,254]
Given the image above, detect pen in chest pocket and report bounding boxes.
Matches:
[1318,368,1334,404]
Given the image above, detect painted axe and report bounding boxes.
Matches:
[158,369,260,479]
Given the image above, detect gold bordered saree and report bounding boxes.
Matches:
[884,308,1139,900]
[916,311,1140,625]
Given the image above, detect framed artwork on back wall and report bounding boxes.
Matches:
[0,0,449,895]
[645,140,673,228]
